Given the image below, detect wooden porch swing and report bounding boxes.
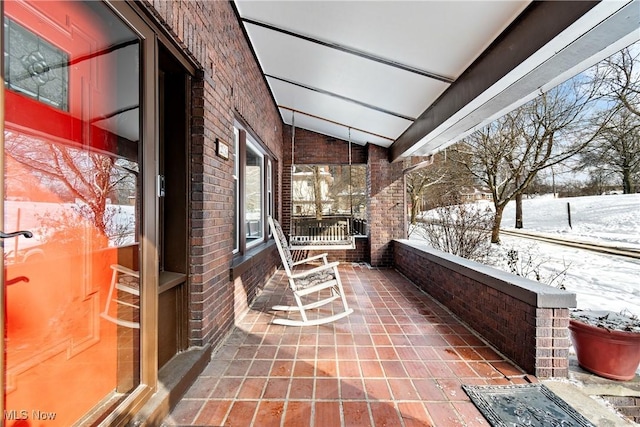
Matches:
[288,112,356,251]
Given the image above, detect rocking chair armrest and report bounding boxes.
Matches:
[110,264,139,278]
[291,253,329,266]
[290,261,340,279]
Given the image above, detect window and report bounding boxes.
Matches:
[291,164,367,238]
[234,120,274,253]
[292,164,367,221]
[245,138,263,246]
[233,127,240,253]
[267,158,273,236]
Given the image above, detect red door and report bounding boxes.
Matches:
[3,1,141,424]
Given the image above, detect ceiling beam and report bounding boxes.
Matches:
[389,1,601,162]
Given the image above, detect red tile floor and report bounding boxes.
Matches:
[164,264,537,426]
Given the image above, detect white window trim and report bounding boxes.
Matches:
[245,136,265,250]
[232,126,240,254]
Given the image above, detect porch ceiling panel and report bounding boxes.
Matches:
[236,1,529,78]
[244,22,450,120]
[270,77,410,147]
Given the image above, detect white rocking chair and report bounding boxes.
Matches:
[268,216,353,326]
[101,264,140,329]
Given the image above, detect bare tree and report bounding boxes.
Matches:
[5,134,136,245]
[293,165,366,218]
[595,45,640,118]
[453,79,602,243]
[324,165,366,216]
[406,157,446,225]
[577,45,640,193]
[291,165,329,217]
[580,107,640,193]
[412,193,493,262]
[406,151,476,225]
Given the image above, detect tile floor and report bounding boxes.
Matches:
[163,264,537,426]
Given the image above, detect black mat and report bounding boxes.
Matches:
[462,383,595,427]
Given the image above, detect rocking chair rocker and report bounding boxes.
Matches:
[268,216,353,326]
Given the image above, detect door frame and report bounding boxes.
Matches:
[90,1,197,423]
[96,1,161,424]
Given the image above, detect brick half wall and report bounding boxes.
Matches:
[394,239,576,378]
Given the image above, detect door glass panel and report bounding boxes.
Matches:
[3,1,141,425]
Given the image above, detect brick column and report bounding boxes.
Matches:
[367,145,405,267]
[535,308,571,378]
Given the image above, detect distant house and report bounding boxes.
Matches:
[459,186,493,202]
[292,165,334,216]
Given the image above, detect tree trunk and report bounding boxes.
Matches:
[313,166,323,220]
[622,168,632,194]
[515,193,523,229]
[491,205,505,243]
[410,194,421,224]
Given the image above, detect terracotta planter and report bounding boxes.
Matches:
[569,319,640,381]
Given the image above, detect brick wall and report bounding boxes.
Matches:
[368,145,405,267]
[233,248,280,322]
[282,125,369,263]
[284,125,368,165]
[141,1,282,348]
[394,240,575,378]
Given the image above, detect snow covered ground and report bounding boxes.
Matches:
[496,193,640,317]
[500,193,640,247]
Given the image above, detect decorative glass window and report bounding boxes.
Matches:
[4,17,69,110]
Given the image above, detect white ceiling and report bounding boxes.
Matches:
[234,1,640,159]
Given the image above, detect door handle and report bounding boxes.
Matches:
[0,230,33,239]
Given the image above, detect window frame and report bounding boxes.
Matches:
[266,157,273,238]
[244,136,264,249]
[233,126,240,254]
[233,120,274,255]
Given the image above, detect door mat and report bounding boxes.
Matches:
[462,383,595,427]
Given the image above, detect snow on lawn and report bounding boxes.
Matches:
[492,235,640,316]
[501,193,640,247]
[496,193,640,317]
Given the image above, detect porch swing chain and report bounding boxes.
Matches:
[348,128,354,234]
[290,111,295,238]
